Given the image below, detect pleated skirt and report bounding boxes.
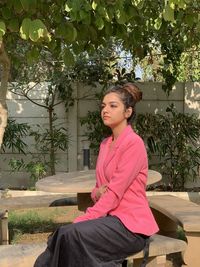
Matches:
[34,216,148,267]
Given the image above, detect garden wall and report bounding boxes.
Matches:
[0,82,199,188]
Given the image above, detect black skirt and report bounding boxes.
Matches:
[34,216,148,267]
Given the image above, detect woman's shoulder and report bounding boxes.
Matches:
[127,126,143,140]
[100,136,111,147]
[124,128,145,147]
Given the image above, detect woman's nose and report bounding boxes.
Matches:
[102,107,108,113]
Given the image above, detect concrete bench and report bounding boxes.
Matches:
[149,194,200,267]
[0,194,77,211]
[0,234,187,267]
[0,210,9,245]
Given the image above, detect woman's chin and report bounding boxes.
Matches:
[103,120,110,126]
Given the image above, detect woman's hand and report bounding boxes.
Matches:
[96,184,107,201]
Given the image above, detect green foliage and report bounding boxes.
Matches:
[9,159,47,187]
[30,122,69,155]
[8,119,69,186]
[138,45,200,84]
[71,39,120,86]
[0,0,199,88]
[136,104,200,191]
[20,18,51,42]
[63,48,75,66]
[81,110,111,154]
[0,20,6,40]
[177,226,187,242]
[2,119,30,154]
[2,92,69,186]
[177,48,200,82]
[1,119,45,187]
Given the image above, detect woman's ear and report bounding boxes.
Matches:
[125,107,133,118]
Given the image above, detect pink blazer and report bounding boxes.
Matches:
[74,125,159,236]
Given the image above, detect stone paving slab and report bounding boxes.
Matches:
[0,235,187,267]
[0,243,46,267]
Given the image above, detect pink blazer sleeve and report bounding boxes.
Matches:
[74,138,146,223]
[91,184,98,203]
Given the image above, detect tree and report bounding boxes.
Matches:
[0,0,199,147]
[9,59,72,176]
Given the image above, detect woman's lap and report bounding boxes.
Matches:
[34,216,147,267]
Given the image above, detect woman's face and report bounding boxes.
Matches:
[101,92,132,129]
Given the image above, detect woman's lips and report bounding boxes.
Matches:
[103,116,110,120]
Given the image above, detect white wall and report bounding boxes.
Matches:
[0,82,200,188]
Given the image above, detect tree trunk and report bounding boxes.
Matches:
[49,106,56,175]
[0,41,10,148]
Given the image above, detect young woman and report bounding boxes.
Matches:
[34,83,159,267]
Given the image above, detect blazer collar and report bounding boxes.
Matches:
[112,125,133,148]
[104,125,133,168]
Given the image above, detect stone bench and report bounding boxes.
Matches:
[0,234,187,267]
[0,210,9,245]
[149,194,200,267]
[0,194,77,211]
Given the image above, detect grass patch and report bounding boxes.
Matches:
[9,210,55,233]
[9,210,56,243]
[8,206,77,244]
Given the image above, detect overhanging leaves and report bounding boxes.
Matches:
[55,22,77,42]
[29,19,47,42]
[0,21,6,40]
[20,0,37,12]
[20,18,31,40]
[0,0,199,94]
[63,48,75,66]
[20,18,51,42]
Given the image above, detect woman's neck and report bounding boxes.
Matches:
[111,123,128,141]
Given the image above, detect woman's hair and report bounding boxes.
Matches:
[103,82,142,123]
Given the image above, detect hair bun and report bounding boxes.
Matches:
[123,83,142,103]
